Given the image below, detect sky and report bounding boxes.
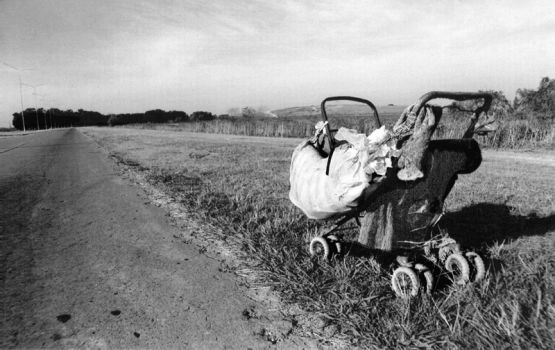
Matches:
[1,0,554,127]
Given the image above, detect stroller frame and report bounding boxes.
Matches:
[308,91,493,297]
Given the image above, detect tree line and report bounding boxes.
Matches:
[12,77,553,130]
[12,108,217,130]
[513,77,554,121]
[444,77,554,130]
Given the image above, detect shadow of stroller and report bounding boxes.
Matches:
[342,202,554,262]
[338,203,554,294]
[440,203,555,249]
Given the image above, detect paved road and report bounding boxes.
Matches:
[0,129,288,349]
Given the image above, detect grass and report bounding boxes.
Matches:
[110,104,404,140]
[82,127,554,349]
[117,115,555,150]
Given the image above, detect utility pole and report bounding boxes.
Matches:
[22,83,44,130]
[40,97,54,129]
[34,92,49,129]
[19,76,26,131]
[48,102,54,129]
[32,89,39,129]
[2,62,34,131]
[48,99,57,129]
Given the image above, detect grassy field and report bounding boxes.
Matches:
[0,129,44,137]
[82,127,554,349]
[117,101,554,150]
[120,104,405,140]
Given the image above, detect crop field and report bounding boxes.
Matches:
[82,127,554,349]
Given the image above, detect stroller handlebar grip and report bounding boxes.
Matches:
[412,91,493,116]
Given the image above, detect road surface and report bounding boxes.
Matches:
[0,129,303,349]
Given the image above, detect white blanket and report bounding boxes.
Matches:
[289,141,370,219]
[289,126,399,220]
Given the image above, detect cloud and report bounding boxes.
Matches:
[1,0,554,127]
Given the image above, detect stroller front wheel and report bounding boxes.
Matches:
[327,235,342,254]
[309,237,330,259]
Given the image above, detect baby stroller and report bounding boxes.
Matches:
[290,91,493,297]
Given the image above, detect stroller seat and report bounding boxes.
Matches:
[358,138,482,250]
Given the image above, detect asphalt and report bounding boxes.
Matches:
[0,128,293,349]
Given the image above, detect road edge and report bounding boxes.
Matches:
[79,128,341,349]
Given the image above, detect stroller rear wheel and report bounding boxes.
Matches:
[415,263,434,295]
[465,251,485,282]
[445,253,470,285]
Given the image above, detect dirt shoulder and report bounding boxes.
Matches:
[0,129,317,349]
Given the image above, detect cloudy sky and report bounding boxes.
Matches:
[1,0,554,127]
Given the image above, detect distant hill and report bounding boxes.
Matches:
[271,103,406,126]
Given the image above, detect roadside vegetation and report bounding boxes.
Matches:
[113,77,555,149]
[13,77,555,149]
[125,106,554,149]
[83,128,554,349]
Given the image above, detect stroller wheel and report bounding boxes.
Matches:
[415,263,434,295]
[465,252,485,282]
[445,253,470,285]
[327,235,342,254]
[391,267,420,298]
[309,237,330,259]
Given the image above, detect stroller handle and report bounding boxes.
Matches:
[320,96,382,132]
[320,96,381,176]
[412,91,493,116]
